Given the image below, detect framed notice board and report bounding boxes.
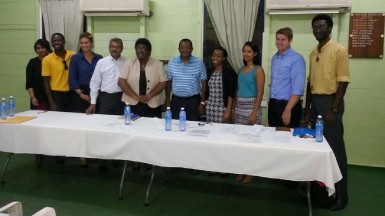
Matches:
[348,13,384,58]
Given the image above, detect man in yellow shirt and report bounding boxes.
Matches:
[305,14,350,211]
[42,33,75,111]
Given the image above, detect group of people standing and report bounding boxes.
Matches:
[25,35,263,130]
[25,13,349,211]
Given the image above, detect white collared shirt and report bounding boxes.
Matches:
[90,55,127,104]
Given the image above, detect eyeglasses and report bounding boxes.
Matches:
[62,60,68,70]
[312,24,328,31]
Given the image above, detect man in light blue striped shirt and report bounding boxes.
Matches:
[166,38,207,121]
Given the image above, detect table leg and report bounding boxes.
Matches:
[144,165,155,206]
[307,181,313,216]
[118,161,128,200]
[1,153,13,184]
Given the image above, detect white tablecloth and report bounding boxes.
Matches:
[0,111,342,195]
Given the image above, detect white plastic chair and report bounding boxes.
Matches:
[31,207,56,216]
[0,201,23,216]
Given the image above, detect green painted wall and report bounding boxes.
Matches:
[0,0,39,111]
[0,0,383,167]
[90,0,203,60]
[146,0,203,60]
[344,1,385,167]
[90,16,141,57]
[263,0,385,167]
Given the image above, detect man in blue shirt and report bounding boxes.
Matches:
[268,27,306,128]
[166,38,207,121]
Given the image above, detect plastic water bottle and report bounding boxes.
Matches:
[315,115,324,142]
[1,98,7,120]
[165,107,172,131]
[8,96,15,117]
[179,107,186,131]
[124,103,131,125]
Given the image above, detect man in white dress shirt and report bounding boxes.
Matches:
[86,38,127,115]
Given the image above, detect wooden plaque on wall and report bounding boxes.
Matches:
[348,13,384,58]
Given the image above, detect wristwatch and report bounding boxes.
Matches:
[330,107,338,113]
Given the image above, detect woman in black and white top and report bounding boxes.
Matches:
[204,47,237,123]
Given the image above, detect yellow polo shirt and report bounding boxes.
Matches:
[308,40,350,94]
[42,50,76,91]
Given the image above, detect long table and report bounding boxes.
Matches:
[0,111,342,214]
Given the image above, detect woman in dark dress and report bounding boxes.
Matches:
[26,39,51,110]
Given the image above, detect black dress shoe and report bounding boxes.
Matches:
[330,196,348,211]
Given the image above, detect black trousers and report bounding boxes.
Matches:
[171,94,200,121]
[97,92,124,115]
[71,85,90,113]
[311,94,348,198]
[268,99,302,127]
[51,90,71,112]
[131,102,162,118]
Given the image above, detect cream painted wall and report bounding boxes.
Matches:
[263,0,385,167]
